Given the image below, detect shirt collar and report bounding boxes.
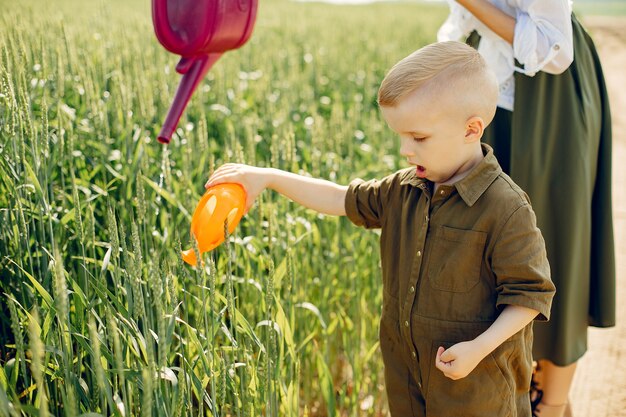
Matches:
[399,168,429,189]
[455,143,502,206]
[399,143,502,206]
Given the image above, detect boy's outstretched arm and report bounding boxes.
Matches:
[205,163,348,216]
[435,305,538,380]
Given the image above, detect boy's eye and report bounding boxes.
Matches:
[412,136,426,142]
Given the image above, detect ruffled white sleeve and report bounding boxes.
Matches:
[513,0,573,76]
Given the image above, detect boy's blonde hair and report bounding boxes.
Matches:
[378,41,498,123]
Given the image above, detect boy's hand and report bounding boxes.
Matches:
[434,341,487,380]
[205,163,268,213]
[435,305,539,381]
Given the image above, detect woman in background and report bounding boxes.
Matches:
[437,1,616,416]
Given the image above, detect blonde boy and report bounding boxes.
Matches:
[206,41,555,416]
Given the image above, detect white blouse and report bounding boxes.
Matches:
[438,0,574,111]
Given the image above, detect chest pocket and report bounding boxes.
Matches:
[426,226,487,293]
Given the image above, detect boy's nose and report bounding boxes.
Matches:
[400,143,414,157]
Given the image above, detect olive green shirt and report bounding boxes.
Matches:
[345,144,555,416]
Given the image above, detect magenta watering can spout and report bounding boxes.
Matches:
[152,0,258,145]
[157,54,221,144]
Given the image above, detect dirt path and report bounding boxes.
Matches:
[569,16,626,417]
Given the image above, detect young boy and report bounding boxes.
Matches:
[205,41,555,416]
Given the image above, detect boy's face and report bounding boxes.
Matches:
[380,88,482,185]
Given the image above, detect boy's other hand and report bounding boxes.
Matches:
[435,341,487,380]
[205,163,268,213]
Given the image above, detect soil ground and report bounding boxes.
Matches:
[569,16,626,417]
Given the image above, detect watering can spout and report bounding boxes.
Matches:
[158,53,222,144]
[181,248,198,266]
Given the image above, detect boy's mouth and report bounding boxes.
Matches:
[416,165,427,178]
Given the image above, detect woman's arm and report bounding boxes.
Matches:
[454,0,574,74]
[455,0,516,44]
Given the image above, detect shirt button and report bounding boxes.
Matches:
[440,189,445,195]
[409,286,415,293]
[412,351,417,359]
[425,215,429,223]
[404,321,409,327]
[417,250,421,257]
[554,44,560,51]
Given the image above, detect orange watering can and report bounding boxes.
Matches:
[181,183,247,266]
[152,0,258,144]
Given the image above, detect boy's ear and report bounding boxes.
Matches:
[464,116,485,143]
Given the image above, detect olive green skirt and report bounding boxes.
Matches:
[480,15,616,366]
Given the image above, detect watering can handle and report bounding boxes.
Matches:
[152,1,207,56]
[158,53,222,144]
[152,1,180,53]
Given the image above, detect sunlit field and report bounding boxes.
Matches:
[0,0,447,415]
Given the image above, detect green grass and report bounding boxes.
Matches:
[0,0,447,415]
[575,1,626,17]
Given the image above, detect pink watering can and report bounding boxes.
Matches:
[152,0,258,144]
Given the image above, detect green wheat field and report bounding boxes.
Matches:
[0,0,451,415]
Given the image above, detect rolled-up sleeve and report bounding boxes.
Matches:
[513,0,573,76]
[345,174,396,229]
[491,203,555,321]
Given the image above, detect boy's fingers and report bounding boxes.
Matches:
[205,178,219,188]
[435,346,457,380]
[437,346,455,363]
[205,171,230,188]
[206,165,246,188]
[440,347,455,362]
[435,358,451,374]
[435,346,445,363]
